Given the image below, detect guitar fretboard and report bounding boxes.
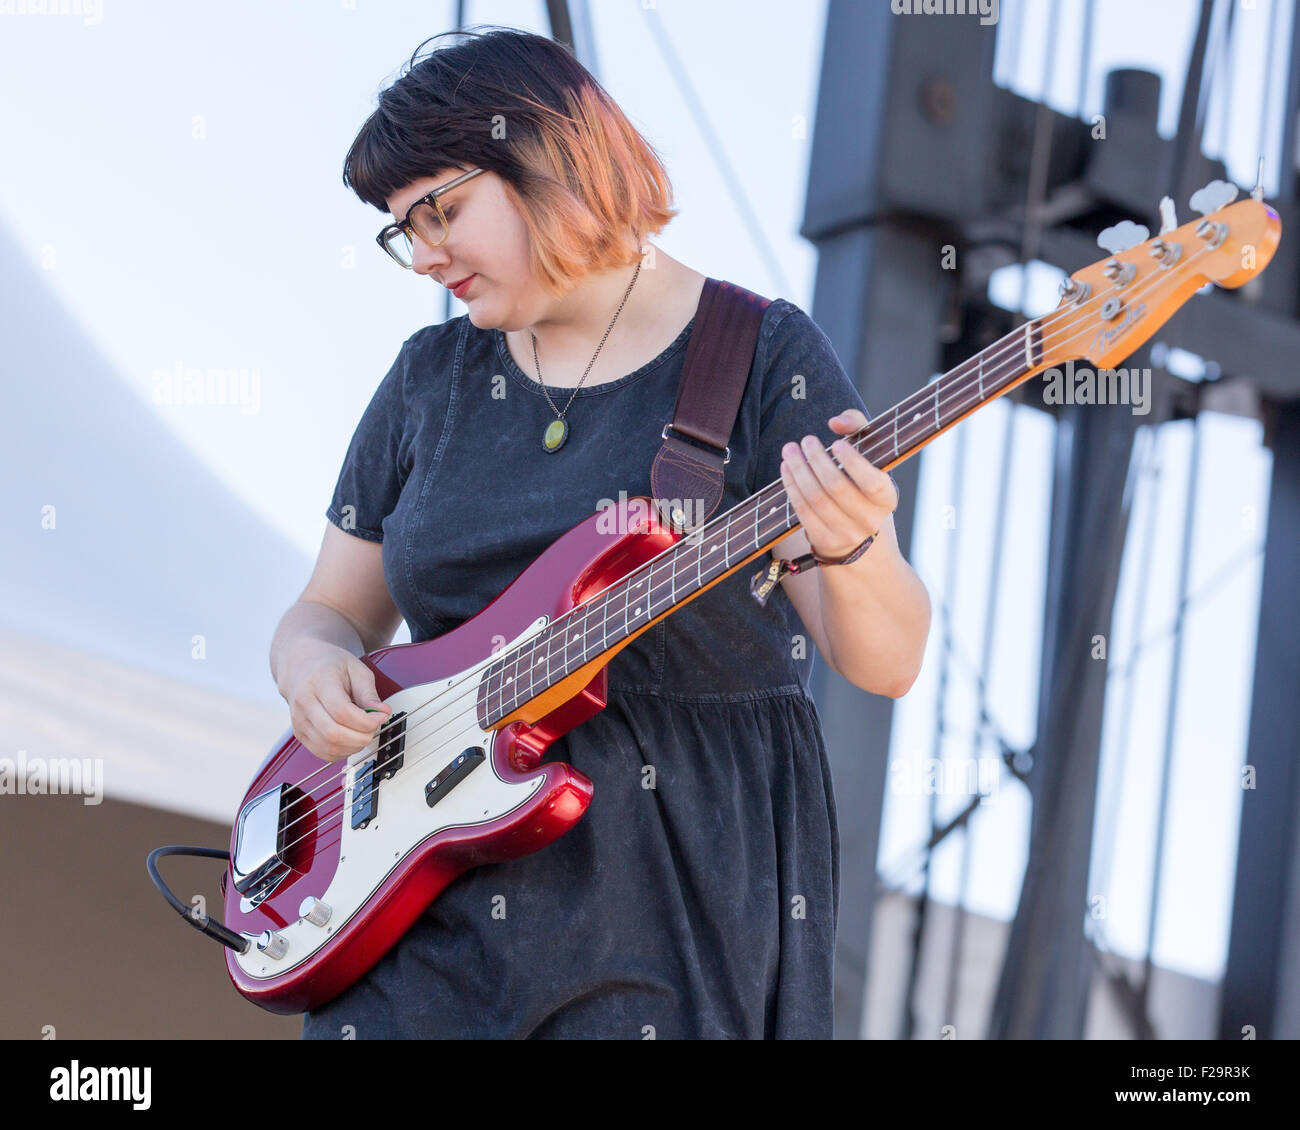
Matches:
[476,317,1045,727]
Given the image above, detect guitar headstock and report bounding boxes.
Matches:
[1046,185,1282,372]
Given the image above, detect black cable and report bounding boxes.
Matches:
[1104,537,1264,682]
[1087,930,1159,1040]
[1137,412,1203,1021]
[929,589,1024,765]
[146,845,249,953]
[1167,0,1217,209]
[898,421,969,1040]
[636,1,792,297]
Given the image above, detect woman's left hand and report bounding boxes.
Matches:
[779,408,899,560]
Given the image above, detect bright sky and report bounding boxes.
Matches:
[0,0,1290,994]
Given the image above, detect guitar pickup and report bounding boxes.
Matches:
[375,710,408,780]
[351,759,378,830]
[425,747,485,808]
[350,712,409,830]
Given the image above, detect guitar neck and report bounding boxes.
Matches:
[481,318,1049,724]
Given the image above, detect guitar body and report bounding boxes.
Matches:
[223,494,682,1014]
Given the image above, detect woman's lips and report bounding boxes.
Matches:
[450,274,476,298]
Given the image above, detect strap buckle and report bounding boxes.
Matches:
[661,422,730,465]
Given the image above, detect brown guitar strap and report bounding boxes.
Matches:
[650,277,771,532]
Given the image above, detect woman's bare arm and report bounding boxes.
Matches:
[270,523,404,692]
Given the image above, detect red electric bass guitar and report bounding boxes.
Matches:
[155,189,1278,1013]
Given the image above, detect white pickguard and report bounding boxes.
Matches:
[233,617,550,979]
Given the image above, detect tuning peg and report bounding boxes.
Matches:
[1189,179,1238,217]
[1158,196,1178,235]
[1097,219,1150,254]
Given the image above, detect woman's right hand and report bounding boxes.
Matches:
[278,639,393,763]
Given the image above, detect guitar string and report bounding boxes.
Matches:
[272,248,1157,812]
[264,274,1117,834]
[252,239,1219,874]
[263,238,1218,851]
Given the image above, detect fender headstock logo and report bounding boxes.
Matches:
[1088,301,1147,359]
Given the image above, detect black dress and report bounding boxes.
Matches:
[300,296,871,1039]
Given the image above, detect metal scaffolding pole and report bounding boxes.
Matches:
[985,400,1139,1039]
[1219,399,1300,1040]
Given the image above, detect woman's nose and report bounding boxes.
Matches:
[411,236,450,277]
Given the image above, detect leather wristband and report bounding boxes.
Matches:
[747,464,898,608]
[807,530,879,567]
[748,528,879,608]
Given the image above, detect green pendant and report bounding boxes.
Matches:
[543,418,569,453]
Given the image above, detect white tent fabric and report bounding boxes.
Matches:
[0,218,311,821]
[0,624,288,825]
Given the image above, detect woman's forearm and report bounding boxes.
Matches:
[779,408,932,697]
[814,517,930,697]
[269,600,366,696]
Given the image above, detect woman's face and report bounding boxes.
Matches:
[385,168,543,332]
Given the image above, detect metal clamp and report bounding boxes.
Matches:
[662,422,730,465]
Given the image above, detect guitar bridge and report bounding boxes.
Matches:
[232,783,307,908]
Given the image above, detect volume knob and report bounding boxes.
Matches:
[256,930,289,959]
[299,897,333,927]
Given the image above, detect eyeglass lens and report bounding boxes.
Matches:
[384,202,446,266]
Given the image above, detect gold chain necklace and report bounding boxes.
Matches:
[533,258,642,453]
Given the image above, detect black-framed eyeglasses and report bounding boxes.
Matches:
[376,166,485,268]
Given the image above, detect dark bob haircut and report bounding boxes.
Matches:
[343,25,679,296]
